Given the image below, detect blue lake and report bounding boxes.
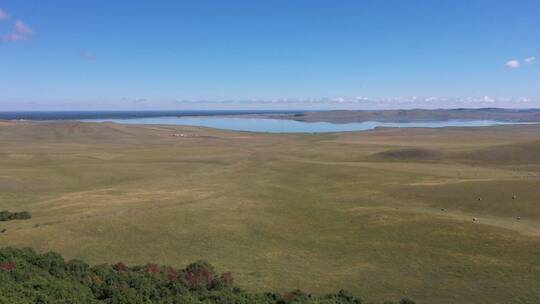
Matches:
[81,116,536,133]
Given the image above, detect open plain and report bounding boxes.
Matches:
[1,120,539,303]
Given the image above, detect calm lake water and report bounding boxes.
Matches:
[81,116,536,133]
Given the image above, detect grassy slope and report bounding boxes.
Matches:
[0,121,539,303]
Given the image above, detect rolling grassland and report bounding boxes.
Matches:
[1,121,539,303]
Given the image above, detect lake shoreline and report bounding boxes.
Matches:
[78,116,539,133]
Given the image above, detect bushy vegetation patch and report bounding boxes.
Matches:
[0,210,31,222]
[0,247,414,304]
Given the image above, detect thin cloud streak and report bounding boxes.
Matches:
[524,57,536,64]
[0,8,10,21]
[3,20,34,41]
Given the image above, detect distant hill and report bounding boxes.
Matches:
[273,108,540,123]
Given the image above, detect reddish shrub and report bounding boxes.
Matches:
[1,261,16,272]
[114,262,128,272]
[183,261,217,288]
[200,267,213,284]
[147,263,159,274]
[185,271,198,288]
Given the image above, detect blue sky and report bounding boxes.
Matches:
[0,0,539,110]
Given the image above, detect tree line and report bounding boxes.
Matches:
[0,247,415,304]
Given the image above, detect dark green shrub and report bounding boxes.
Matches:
[399,298,416,304]
[0,210,32,221]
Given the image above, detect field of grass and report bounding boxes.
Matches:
[1,120,539,303]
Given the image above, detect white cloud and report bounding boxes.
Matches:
[482,96,495,103]
[332,97,346,103]
[0,8,10,21]
[354,96,370,102]
[504,60,520,69]
[524,57,536,64]
[3,20,34,41]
